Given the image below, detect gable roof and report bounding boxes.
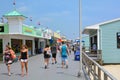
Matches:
[3,10,27,18]
[83,18,120,34]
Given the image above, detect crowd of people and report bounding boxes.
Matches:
[3,41,72,77]
[43,41,71,69]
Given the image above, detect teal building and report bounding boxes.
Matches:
[83,18,120,64]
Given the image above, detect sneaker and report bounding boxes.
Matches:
[55,61,57,64]
[66,65,68,69]
[8,73,11,76]
[52,63,54,64]
[45,65,47,69]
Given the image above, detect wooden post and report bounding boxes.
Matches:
[104,73,108,80]
[98,68,101,80]
[94,64,96,80]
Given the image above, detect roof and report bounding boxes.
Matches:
[83,18,120,34]
[3,10,27,18]
[83,24,99,34]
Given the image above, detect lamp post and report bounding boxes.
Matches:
[78,0,82,77]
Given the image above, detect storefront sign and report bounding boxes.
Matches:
[54,32,61,39]
[42,32,51,39]
[22,25,34,36]
[24,28,33,33]
[0,26,4,32]
[36,31,42,37]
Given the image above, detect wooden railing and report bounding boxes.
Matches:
[82,52,117,80]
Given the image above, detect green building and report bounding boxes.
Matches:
[83,18,120,64]
[0,10,53,56]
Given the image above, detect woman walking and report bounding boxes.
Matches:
[43,45,51,69]
[19,45,29,77]
[3,45,13,76]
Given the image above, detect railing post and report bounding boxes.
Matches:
[88,60,90,76]
[94,64,96,80]
[97,50,102,60]
[82,52,116,80]
[98,67,101,80]
[104,73,108,80]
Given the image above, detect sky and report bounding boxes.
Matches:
[0,0,120,39]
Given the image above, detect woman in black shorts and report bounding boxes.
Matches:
[19,45,29,77]
[44,45,51,69]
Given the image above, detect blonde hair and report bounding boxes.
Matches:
[21,45,28,49]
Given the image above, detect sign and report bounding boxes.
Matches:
[54,32,61,39]
[22,25,34,36]
[25,28,32,33]
[36,30,42,37]
[0,26,4,32]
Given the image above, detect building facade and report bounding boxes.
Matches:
[83,18,120,64]
[0,10,53,56]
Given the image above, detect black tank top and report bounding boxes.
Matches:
[21,52,27,59]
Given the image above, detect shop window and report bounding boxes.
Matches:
[11,39,22,53]
[117,32,120,48]
[0,26,4,32]
[26,40,33,55]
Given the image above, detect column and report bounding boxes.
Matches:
[32,40,35,55]
[23,39,26,45]
[97,29,100,50]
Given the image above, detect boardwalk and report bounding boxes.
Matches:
[0,53,85,80]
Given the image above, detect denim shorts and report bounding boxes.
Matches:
[62,56,68,62]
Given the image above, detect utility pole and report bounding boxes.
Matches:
[78,0,83,77]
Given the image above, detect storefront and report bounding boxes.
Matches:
[54,32,61,43]
[25,40,33,55]
[0,9,53,59]
[11,39,22,53]
[83,18,120,64]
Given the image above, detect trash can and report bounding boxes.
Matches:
[38,48,43,54]
[74,51,80,61]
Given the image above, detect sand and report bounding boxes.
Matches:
[103,65,120,80]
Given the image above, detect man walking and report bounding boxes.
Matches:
[60,41,69,68]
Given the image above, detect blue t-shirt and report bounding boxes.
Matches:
[61,44,67,57]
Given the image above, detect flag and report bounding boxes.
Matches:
[38,22,40,25]
[30,17,32,21]
[13,0,16,5]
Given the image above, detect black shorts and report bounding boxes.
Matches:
[52,53,56,58]
[5,60,13,65]
[44,54,51,59]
